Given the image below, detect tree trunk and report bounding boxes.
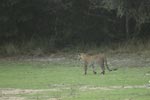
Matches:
[125,11,129,39]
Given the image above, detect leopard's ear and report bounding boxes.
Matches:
[77,53,81,60]
[77,53,81,57]
[78,53,81,56]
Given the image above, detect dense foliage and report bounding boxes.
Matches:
[0,0,150,50]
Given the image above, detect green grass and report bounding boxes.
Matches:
[0,59,150,100]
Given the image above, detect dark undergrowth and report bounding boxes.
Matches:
[0,38,150,57]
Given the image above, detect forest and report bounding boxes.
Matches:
[0,0,150,55]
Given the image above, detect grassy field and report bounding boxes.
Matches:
[0,57,150,100]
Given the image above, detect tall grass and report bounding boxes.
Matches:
[0,38,57,56]
[0,43,19,56]
[1,38,150,56]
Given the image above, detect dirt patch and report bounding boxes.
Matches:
[1,53,150,67]
[0,85,149,100]
[79,85,150,91]
[108,53,150,67]
[80,86,112,91]
[0,88,60,95]
[0,88,61,100]
[0,97,25,100]
[0,85,149,95]
[47,98,60,100]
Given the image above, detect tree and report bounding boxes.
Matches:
[91,0,150,39]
